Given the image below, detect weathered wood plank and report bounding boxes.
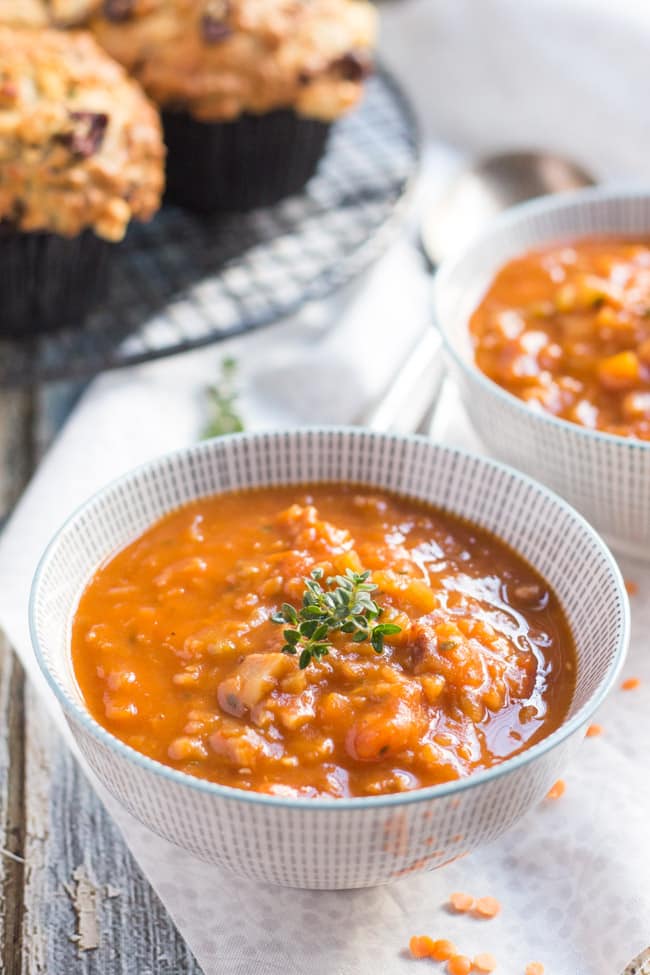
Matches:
[0,387,35,974]
[22,681,204,975]
[33,381,86,464]
[0,389,34,524]
[0,636,26,975]
[0,382,204,973]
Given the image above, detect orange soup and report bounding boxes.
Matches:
[72,486,576,798]
[471,237,650,439]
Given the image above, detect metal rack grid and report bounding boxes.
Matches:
[1,69,419,386]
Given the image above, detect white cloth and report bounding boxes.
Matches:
[380,0,650,180]
[2,2,650,973]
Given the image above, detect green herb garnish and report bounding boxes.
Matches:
[202,357,244,439]
[272,568,402,670]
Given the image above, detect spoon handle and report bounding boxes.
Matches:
[359,328,444,434]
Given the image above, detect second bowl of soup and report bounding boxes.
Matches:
[434,187,650,558]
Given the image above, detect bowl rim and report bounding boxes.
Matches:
[29,427,630,811]
[433,183,650,452]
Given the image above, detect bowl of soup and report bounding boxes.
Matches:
[30,429,628,889]
[434,186,650,559]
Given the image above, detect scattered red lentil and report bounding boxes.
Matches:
[624,579,638,597]
[525,964,544,975]
[474,896,501,919]
[431,940,459,962]
[622,677,641,691]
[409,935,435,959]
[448,955,473,975]
[450,892,476,913]
[473,952,497,972]
[585,723,602,738]
[546,779,565,800]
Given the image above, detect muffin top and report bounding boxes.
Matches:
[0,0,92,26]
[101,1,377,121]
[2,0,377,122]
[0,26,164,240]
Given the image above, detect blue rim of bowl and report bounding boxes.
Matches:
[433,183,650,452]
[29,428,630,812]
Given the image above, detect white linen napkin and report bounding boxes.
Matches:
[6,365,649,975]
[107,389,650,975]
[3,1,650,971]
[380,0,650,180]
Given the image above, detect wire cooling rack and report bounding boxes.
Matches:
[2,68,419,386]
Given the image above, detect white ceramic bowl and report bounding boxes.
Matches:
[30,429,628,889]
[433,186,650,560]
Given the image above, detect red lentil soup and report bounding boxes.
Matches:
[471,237,650,439]
[72,486,576,799]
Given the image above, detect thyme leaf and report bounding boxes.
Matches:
[202,357,244,439]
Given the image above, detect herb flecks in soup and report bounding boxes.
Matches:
[471,237,650,439]
[72,486,575,798]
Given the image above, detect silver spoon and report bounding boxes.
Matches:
[420,149,596,267]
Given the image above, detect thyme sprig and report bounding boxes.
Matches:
[272,568,402,670]
[202,357,244,439]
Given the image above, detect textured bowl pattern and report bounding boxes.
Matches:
[30,430,628,889]
[434,187,650,560]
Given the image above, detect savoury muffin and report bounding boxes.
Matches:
[86,0,377,211]
[0,26,164,335]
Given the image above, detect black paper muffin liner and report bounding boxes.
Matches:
[162,108,331,213]
[0,227,113,338]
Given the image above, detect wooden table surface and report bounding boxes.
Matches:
[0,385,203,974]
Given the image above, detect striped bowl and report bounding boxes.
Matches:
[433,186,650,560]
[29,430,628,889]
